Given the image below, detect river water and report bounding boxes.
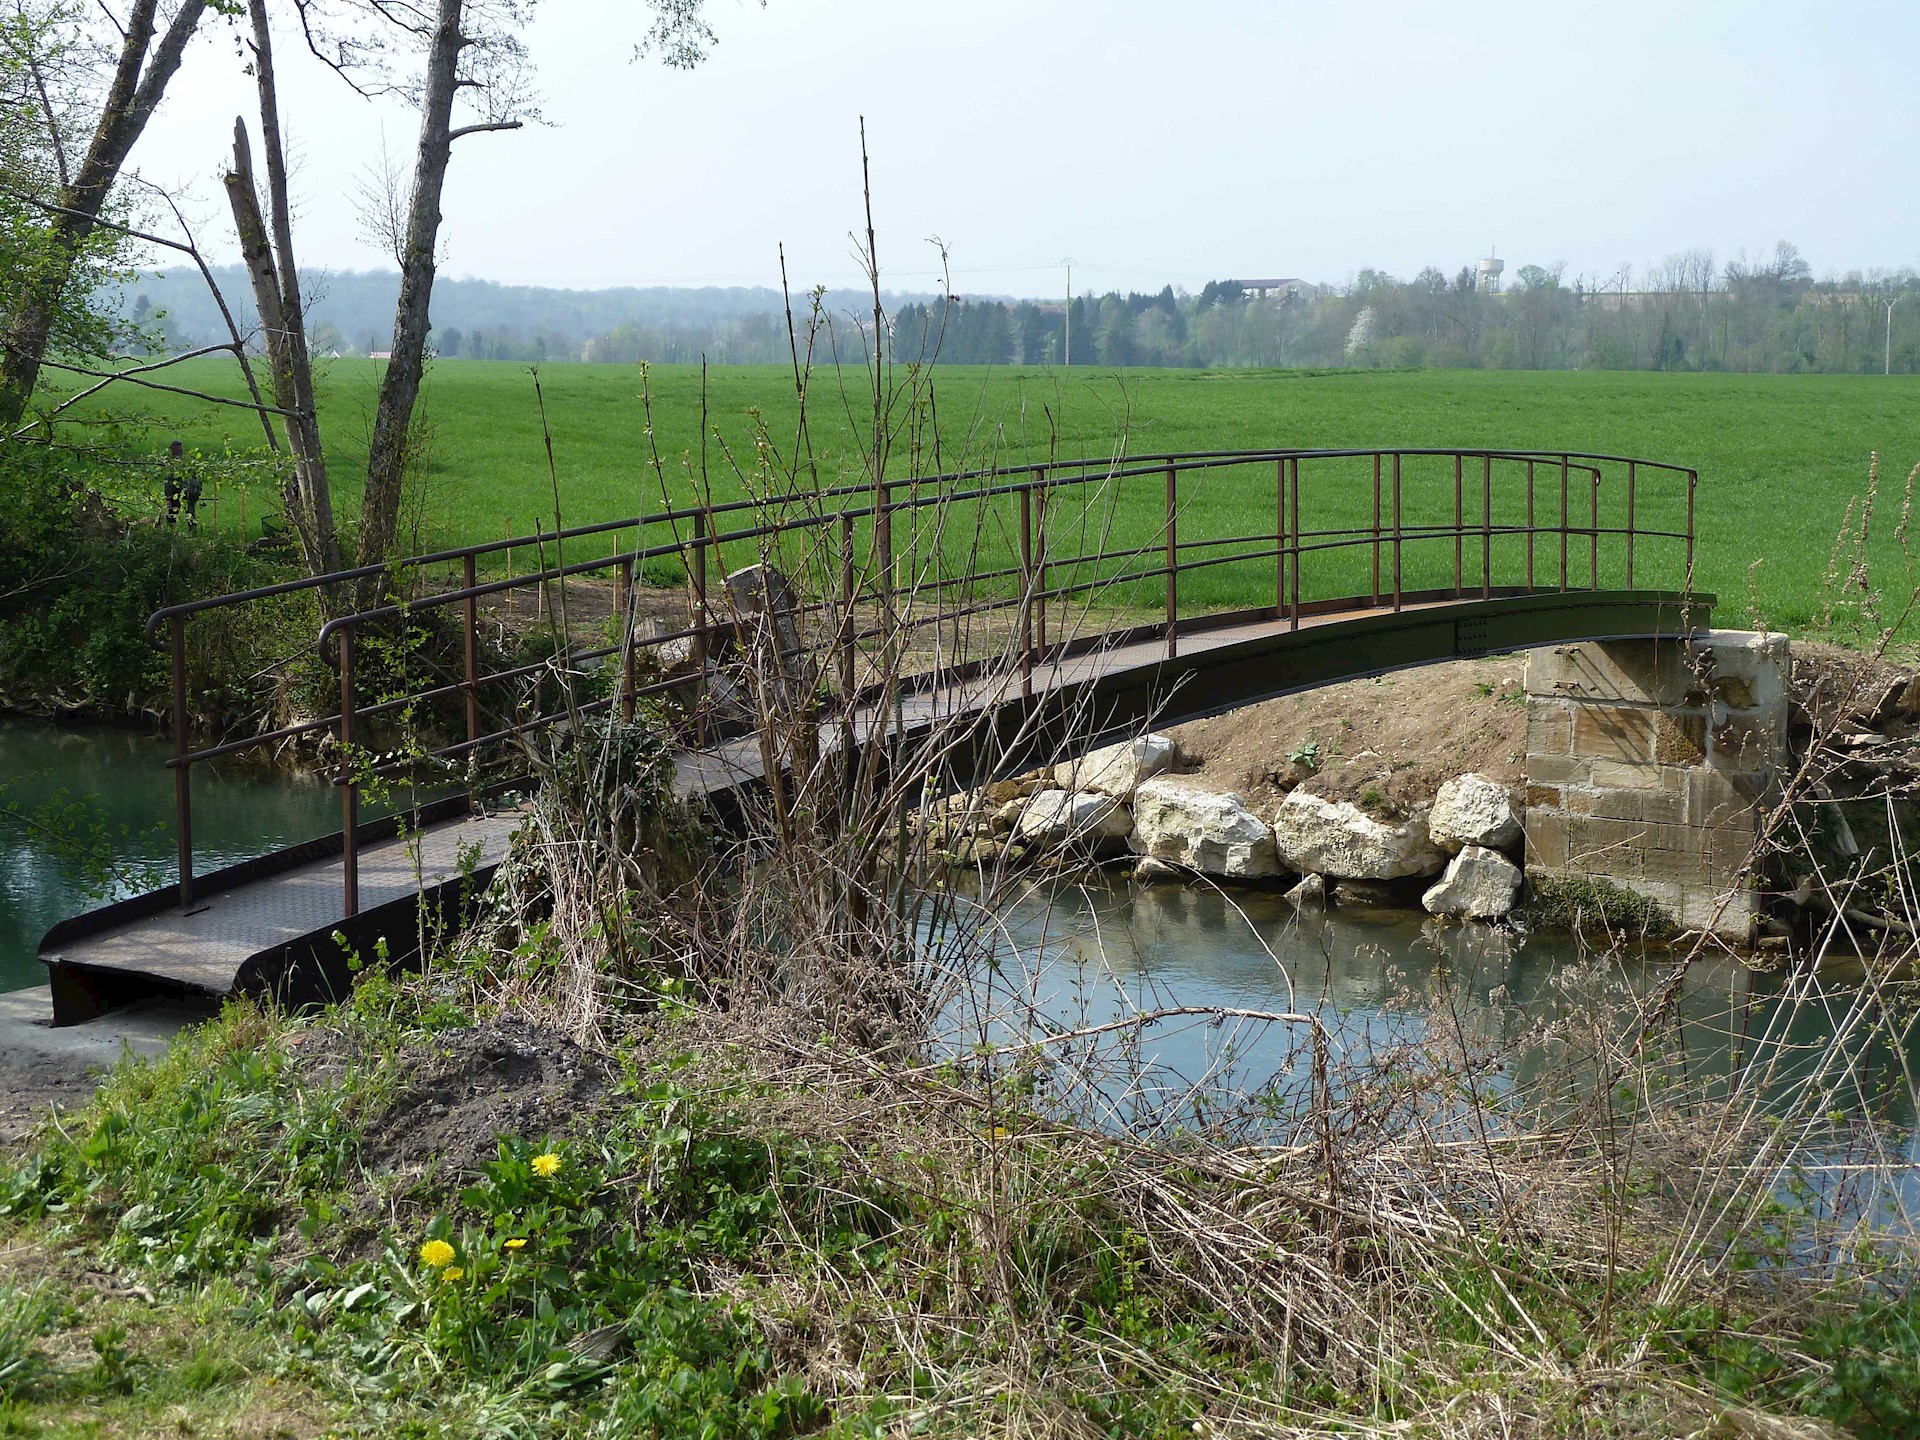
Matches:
[5,721,1916,1223]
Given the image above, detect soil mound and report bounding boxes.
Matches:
[293,1018,613,1181]
[1164,655,1530,814]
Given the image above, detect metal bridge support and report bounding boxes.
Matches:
[1521,631,1789,941]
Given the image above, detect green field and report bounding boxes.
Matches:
[69,360,1920,635]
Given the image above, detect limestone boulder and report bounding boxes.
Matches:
[1421,845,1522,920]
[1271,791,1446,880]
[1054,734,1176,799]
[1428,773,1522,854]
[1129,779,1280,878]
[1282,872,1327,908]
[1014,789,1133,850]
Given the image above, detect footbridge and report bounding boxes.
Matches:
[39,447,1710,1021]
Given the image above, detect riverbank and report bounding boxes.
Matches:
[0,975,1914,1437]
[943,637,1920,950]
[0,987,203,1143]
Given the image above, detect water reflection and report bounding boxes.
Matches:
[938,873,1920,1222]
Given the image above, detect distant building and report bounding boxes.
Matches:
[1239,278,1317,304]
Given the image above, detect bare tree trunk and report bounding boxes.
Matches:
[353,0,466,610]
[0,0,209,427]
[222,0,342,581]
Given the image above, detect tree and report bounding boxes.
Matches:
[225,0,339,576]
[0,0,219,430]
[228,0,746,598]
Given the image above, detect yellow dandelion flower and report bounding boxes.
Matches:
[503,1238,528,1250]
[418,1238,456,1268]
[530,1152,562,1178]
[441,1266,464,1282]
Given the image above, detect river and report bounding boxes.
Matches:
[4,721,1915,1223]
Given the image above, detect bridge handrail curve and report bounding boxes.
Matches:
[143,445,1694,647]
[149,444,1699,914]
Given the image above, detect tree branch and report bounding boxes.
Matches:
[5,184,285,452]
[28,355,302,418]
[11,342,248,435]
[23,44,70,188]
[92,0,125,40]
[447,118,520,141]
[126,176,282,451]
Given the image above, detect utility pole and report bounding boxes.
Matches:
[1887,294,1905,376]
[1061,257,1074,365]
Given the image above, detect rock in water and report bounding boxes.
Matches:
[1132,856,1184,883]
[1427,773,1522,854]
[1282,872,1327,908]
[1129,780,1280,878]
[1054,734,1176,799]
[1013,789,1133,849]
[1271,791,1446,880]
[1421,845,1522,919]
[1331,879,1401,908]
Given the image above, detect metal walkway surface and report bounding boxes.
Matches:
[41,808,521,1023]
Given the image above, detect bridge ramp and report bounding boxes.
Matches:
[41,809,519,1023]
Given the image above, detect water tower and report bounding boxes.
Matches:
[1476,248,1505,295]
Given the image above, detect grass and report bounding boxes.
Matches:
[0,981,1914,1439]
[52,359,1920,635]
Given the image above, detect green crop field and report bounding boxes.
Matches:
[57,359,1920,636]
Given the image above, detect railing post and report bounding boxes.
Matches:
[1370,452,1382,606]
[1289,457,1301,632]
[462,553,481,748]
[1526,459,1536,590]
[1626,461,1638,589]
[1391,452,1402,612]
[1019,482,1035,700]
[339,624,359,919]
[1590,468,1601,590]
[617,555,636,724]
[170,614,193,908]
[1165,461,1178,658]
[1481,453,1493,600]
[1276,457,1287,621]
[1035,477,1049,660]
[1686,469,1697,591]
[1559,455,1570,592]
[692,510,709,746]
[1453,453,1463,597]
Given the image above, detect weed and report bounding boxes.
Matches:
[1525,872,1678,938]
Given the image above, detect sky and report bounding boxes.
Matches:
[133,0,1920,300]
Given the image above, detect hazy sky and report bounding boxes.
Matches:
[136,0,1920,299]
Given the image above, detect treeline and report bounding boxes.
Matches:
[889,245,1920,374]
[117,267,933,366]
[120,244,1920,374]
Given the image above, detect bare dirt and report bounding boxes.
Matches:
[1162,654,1534,816]
[0,1053,114,1145]
[288,1017,614,1183]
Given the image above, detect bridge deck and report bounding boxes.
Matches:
[40,589,1705,1022]
[40,809,521,1019]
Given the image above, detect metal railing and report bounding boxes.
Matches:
[146,446,1698,915]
